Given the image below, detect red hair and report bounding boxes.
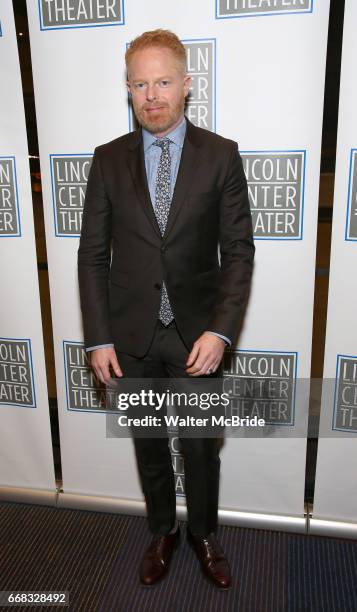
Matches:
[125,29,186,74]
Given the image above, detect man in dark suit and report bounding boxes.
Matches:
[78,29,254,589]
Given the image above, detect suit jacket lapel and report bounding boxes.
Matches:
[126,129,162,239]
[163,119,202,240]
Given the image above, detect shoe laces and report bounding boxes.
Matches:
[150,535,165,553]
[201,536,223,561]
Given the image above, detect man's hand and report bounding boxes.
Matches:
[186,332,225,376]
[90,347,123,384]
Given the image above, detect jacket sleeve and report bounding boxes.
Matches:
[207,142,255,344]
[77,147,113,349]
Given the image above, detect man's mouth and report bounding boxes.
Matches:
[145,106,166,112]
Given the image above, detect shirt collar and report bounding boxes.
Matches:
[142,115,187,152]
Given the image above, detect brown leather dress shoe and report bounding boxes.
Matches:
[139,526,180,586]
[187,528,231,589]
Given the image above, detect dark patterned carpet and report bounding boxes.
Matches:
[0,501,356,611]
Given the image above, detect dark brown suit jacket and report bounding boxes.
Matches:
[78,118,255,357]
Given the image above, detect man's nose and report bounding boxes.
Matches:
[146,83,157,101]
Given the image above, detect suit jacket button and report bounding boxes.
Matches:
[160,245,166,253]
[154,282,162,290]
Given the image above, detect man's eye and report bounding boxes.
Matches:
[134,83,145,89]
[160,80,170,87]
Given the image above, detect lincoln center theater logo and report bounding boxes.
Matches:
[333,355,357,433]
[64,341,108,410]
[345,149,357,241]
[0,339,36,408]
[184,39,216,131]
[50,154,92,236]
[242,150,305,239]
[129,38,216,133]
[39,0,124,29]
[169,431,185,496]
[0,157,21,237]
[216,0,313,19]
[223,350,297,425]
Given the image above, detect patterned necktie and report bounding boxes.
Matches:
[153,138,174,326]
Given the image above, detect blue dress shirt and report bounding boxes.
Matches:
[86,116,231,351]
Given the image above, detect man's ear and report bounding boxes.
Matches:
[126,81,131,95]
[184,75,192,97]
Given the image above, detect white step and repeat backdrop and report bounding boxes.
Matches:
[26,0,329,522]
[312,0,357,531]
[0,0,55,496]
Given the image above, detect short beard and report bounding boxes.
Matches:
[138,114,176,134]
[133,97,185,135]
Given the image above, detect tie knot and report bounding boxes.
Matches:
[154,137,171,151]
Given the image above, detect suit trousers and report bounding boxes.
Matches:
[114,319,223,537]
